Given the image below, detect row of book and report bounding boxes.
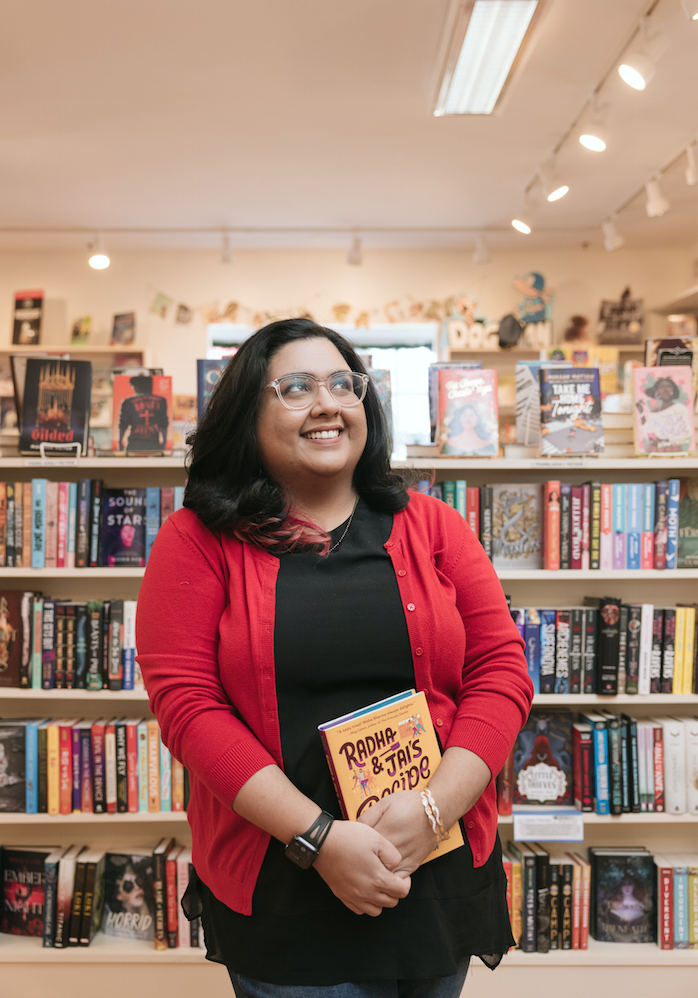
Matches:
[424,478,698,571]
[0,839,201,949]
[503,846,690,952]
[499,708,698,816]
[0,480,183,570]
[0,716,187,815]
[0,592,143,690]
[508,600,698,697]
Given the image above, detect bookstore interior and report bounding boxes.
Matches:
[3,2,698,997]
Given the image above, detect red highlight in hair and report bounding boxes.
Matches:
[233,511,331,555]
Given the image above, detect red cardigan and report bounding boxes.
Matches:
[136,491,533,915]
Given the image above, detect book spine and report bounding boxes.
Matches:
[682,607,696,695]
[511,861,522,950]
[539,609,556,694]
[549,863,560,951]
[32,478,46,568]
[75,604,87,689]
[86,601,104,690]
[544,480,561,570]
[582,607,597,694]
[523,611,540,696]
[160,486,175,525]
[688,865,698,949]
[570,860,581,949]
[66,481,77,569]
[47,722,60,815]
[650,608,664,694]
[172,757,185,811]
[686,718,698,815]
[177,854,191,949]
[45,480,58,568]
[663,720,687,814]
[606,715,622,816]
[442,481,455,508]
[148,720,161,812]
[79,860,97,945]
[107,600,124,690]
[42,857,59,947]
[455,480,466,518]
[68,860,86,945]
[5,482,14,567]
[153,850,168,951]
[127,721,139,813]
[160,737,172,812]
[137,721,149,812]
[105,720,117,813]
[638,603,654,695]
[653,724,665,813]
[675,865,689,948]
[23,481,33,569]
[64,604,76,689]
[620,716,630,812]
[554,609,570,694]
[654,480,669,569]
[174,485,184,510]
[13,481,21,568]
[600,483,613,569]
[573,728,593,811]
[41,600,56,689]
[19,590,32,688]
[71,726,81,812]
[535,854,551,953]
[479,486,493,559]
[31,597,43,690]
[658,861,674,949]
[57,481,68,568]
[465,487,479,536]
[627,717,641,812]
[641,482,655,570]
[122,600,136,690]
[166,853,179,947]
[666,479,680,569]
[674,607,686,696]
[581,482,590,570]
[592,723,610,814]
[76,479,91,567]
[570,486,582,570]
[80,725,93,813]
[91,722,106,813]
[596,597,620,695]
[612,483,626,569]
[145,486,161,564]
[626,483,641,570]
[589,481,601,570]
[580,861,590,950]
[115,721,128,813]
[0,481,7,566]
[569,607,582,694]
[54,603,65,689]
[89,479,103,567]
[25,719,40,813]
[521,857,537,953]
[560,484,571,570]
[617,604,628,695]
[37,724,48,812]
[560,864,573,950]
[624,605,641,694]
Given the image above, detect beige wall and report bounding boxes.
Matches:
[1,245,694,394]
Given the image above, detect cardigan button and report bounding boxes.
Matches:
[415,647,423,656]
[436,718,444,726]
[476,853,482,862]
[467,820,475,829]
[407,602,415,611]
[398,569,406,577]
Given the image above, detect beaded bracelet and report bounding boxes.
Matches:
[419,787,450,844]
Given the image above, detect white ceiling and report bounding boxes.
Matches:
[1,0,698,252]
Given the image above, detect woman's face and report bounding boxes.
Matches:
[460,407,478,428]
[256,338,368,493]
[655,380,675,401]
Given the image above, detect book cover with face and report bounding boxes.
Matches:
[437,369,498,456]
[633,366,696,455]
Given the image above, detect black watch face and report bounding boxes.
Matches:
[285,836,317,869]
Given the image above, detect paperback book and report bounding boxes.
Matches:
[513,709,574,807]
[98,489,147,567]
[19,359,92,456]
[538,368,604,456]
[102,850,156,941]
[12,290,43,345]
[632,366,695,455]
[491,484,542,570]
[437,369,498,456]
[113,374,172,454]
[111,312,136,346]
[196,359,229,420]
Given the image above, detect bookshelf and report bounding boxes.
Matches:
[1,454,697,998]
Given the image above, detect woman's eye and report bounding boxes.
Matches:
[331,375,353,392]
[282,379,312,396]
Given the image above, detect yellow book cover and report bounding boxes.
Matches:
[506,854,522,948]
[47,720,60,815]
[681,607,696,695]
[171,758,185,811]
[319,689,464,862]
[147,720,161,812]
[673,608,686,695]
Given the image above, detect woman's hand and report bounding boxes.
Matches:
[357,791,437,877]
[313,820,412,916]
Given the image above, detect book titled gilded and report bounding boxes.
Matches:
[319,690,464,862]
[18,359,92,456]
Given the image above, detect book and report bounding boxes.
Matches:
[507,841,537,952]
[543,481,561,570]
[513,708,573,806]
[153,837,175,951]
[111,312,136,346]
[666,478,681,569]
[0,844,60,936]
[89,479,103,567]
[554,609,571,694]
[19,359,92,456]
[569,607,583,694]
[678,479,698,568]
[523,608,541,695]
[491,484,542,569]
[570,486,582,569]
[479,485,493,558]
[633,366,696,454]
[196,358,229,420]
[515,360,568,447]
[54,844,85,947]
[539,609,556,694]
[580,712,610,814]
[559,483,571,570]
[612,484,626,569]
[102,849,156,941]
[113,374,173,454]
[0,590,24,687]
[572,722,593,811]
[78,849,106,945]
[582,606,598,694]
[0,719,31,811]
[644,335,698,402]
[661,608,676,694]
[529,842,551,953]
[496,748,514,816]
[318,689,464,860]
[12,290,43,344]
[99,488,147,566]
[538,367,604,456]
[437,369,498,456]
[589,848,656,943]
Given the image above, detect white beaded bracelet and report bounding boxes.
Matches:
[419,787,450,844]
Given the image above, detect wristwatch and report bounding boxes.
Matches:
[285,810,335,868]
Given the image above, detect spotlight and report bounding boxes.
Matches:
[618,18,669,90]
[538,168,569,202]
[645,179,671,218]
[347,234,363,266]
[221,232,233,264]
[473,233,490,264]
[602,218,625,252]
[511,214,532,234]
[579,105,610,152]
[88,234,110,270]
[682,0,698,20]
[686,145,698,186]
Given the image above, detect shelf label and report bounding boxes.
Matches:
[532,460,587,469]
[513,809,584,842]
[25,458,79,467]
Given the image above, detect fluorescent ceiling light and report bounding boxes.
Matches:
[434,0,539,116]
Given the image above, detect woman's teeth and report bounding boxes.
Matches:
[304,430,340,439]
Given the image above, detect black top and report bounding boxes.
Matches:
[198,500,513,985]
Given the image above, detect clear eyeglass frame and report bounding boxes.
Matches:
[267,371,370,409]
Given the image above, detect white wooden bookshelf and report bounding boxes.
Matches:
[395,457,698,470]
[497,812,698,825]
[0,811,187,825]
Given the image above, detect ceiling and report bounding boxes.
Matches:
[1,0,698,252]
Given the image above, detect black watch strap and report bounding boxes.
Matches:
[285,810,335,868]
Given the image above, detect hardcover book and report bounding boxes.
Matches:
[196,359,229,421]
[644,335,698,406]
[0,590,23,687]
[513,709,573,807]
[98,489,146,567]
[437,369,498,456]
[111,312,136,346]
[19,359,92,456]
[12,290,43,345]
[633,366,696,454]
[318,690,464,861]
[102,850,156,941]
[538,368,604,456]
[112,374,172,454]
[590,849,656,943]
[491,484,542,570]
[0,719,31,811]
[1,845,56,936]
[678,479,698,569]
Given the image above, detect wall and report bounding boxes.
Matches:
[1,245,694,394]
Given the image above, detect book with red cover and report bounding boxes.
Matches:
[465,487,479,537]
[165,844,182,948]
[90,718,106,814]
[437,369,498,456]
[655,854,675,949]
[600,483,613,569]
[570,486,583,569]
[572,723,593,812]
[544,481,561,570]
[112,374,172,454]
[160,488,175,526]
[652,723,665,812]
[152,837,175,951]
[126,718,140,813]
[58,719,77,815]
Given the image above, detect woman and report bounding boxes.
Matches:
[136,318,533,998]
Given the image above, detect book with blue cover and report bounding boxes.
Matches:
[538,368,604,456]
[590,848,656,943]
[196,359,229,421]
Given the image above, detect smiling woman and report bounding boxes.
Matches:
[135,318,532,998]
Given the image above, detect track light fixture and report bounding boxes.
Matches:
[221,232,233,264]
[537,167,569,202]
[347,234,363,266]
[511,208,533,234]
[686,145,698,186]
[473,233,490,264]
[682,0,698,20]
[579,104,610,152]
[618,17,669,90]
[645,179,671,218]
[602,218,625,252]
[88,234,110,270]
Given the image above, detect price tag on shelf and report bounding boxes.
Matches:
[512,809,584,842]
[25,442,82,466]
[25,458,79,467]
[532,460,586,469]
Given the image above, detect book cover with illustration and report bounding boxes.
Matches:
[0,591,24,688]
[196,359,229,420]
[0,845,54,935]
[12,290,43,345]
[590,849,656,943]
[98,489,147,567]
[428,362,482,442]
[515,361,568,447]
[368,368,394,452]
[538,368,603,456]
[318,690,464,862]
[678,478,698,569]
[111,312,136,346]
[492,484,542,570]
[18,359,92,456]
[513,708,574,806]
[632,366,696,455]
[437,369,498,456]
[112,374,172,454]
[102,850,155,941]
[644,336,698,410]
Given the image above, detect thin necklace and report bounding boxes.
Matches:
[328,495,360,553]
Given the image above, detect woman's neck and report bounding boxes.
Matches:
[290,484,359,532]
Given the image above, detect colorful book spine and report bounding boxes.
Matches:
[570,487,582,570]
[57,481,69,568]
[599,482,613,570]
[524,609,541,695]
[32,478,46,568]
[554,609,571,694]
[666,479,680,569]
[655,480,669,570]
[544,481,561,570]
[560,484,571,570]
[137,720,149,812]
[641,482,655,570]
[455,480,466,518]
[145,487,160,564]
[626,483,642,571]
[657,856,674,949]
[589,481,601,570]
[581,482,590,570]
[66,481,78,569]
[465,487,479,536]
[612,483,626,569]
[539,609,556,694]
[122,600,136,690]
[160,736,172,812]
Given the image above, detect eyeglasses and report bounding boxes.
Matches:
[267,371,370,409]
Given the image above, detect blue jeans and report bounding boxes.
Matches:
[228,961,470,998]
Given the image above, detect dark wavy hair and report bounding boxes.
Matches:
[183,318,410,552]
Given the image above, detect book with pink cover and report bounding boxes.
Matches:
[437,369,498,456]
[632,366,696,455]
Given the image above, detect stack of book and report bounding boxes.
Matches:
[0,839,201,949]
[0,716,187,815]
